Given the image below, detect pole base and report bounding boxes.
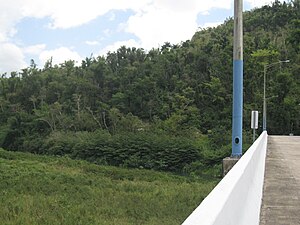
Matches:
[222,157,240,177]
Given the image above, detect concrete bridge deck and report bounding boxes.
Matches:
[260,136,300,225]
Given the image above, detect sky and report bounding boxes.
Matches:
[0,0,276,74]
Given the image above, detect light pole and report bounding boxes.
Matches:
[232,0,243,157]
[263,60,290,131]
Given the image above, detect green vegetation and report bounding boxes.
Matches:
[0,1,299,175]
[0,148,218,225]
[0,2,299,224]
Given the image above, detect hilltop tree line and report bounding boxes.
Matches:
[0,1,299,175]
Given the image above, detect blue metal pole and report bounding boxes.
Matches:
[232,0,243,157]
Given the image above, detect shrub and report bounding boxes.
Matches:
[41,130,203,173]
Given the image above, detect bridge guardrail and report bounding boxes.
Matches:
[182,131,268,225]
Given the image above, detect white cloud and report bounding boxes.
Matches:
[98,39,141,56]
[125,8,196,49]
[123,0,233,49]
[0,0,24,42]
[108,12,116,21]
[0,42,27,73]
[19,0,152,29]
[85,41,100,46]
[121,0,281,49]
[245,0,273,8]
[23,44,46,55]
[103,29,112,36]
[1,0,233,35]
[203,22,223,29]
[201,11,210,16]
[39,47,82,66]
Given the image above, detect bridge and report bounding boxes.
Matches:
[182,133,300,225]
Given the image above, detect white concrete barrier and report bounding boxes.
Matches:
[182,131,268,225]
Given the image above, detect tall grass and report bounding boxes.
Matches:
[0,148,218,225]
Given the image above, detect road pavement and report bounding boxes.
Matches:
[260,135,300,225]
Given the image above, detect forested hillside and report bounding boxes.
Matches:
[0,1,299,175]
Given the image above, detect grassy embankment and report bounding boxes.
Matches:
[0,148,219,225]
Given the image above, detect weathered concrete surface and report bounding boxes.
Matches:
[222,157,239,177]
[260,136,300,225]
